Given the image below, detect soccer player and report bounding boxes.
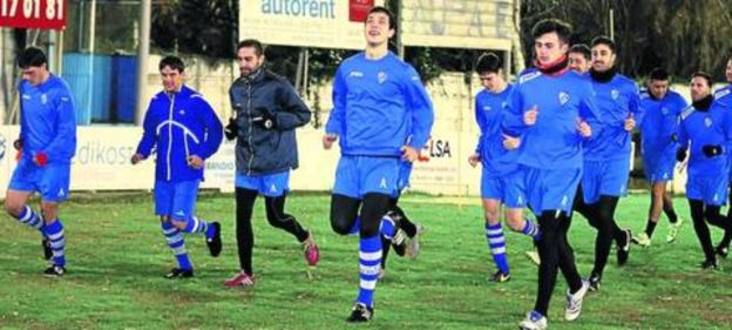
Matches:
[4,47,76,277]
[323,6,434,322]
[467,52,540,283]
[568,44,591,74]
[131,55,224,279]
[715,55,732,258]
[573,36,641,291]
[635,68,687,246]
[223,39,320,288]
[504,19,597,330]
[676,72,732,269]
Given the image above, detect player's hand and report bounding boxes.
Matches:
[322,134,338,150]
[676,148,687,162]
[130,153,145,165]
[224,117,238,141]
[33,151,48,167]
[523,106,539,126]
[468,153,480,167]
[13,138,22,161]
[502,134,521,150]
[13,138,22,150]
[187,155,205,169]
[577,118,592,137]
[702,144,723,158]
[401,146,419,162]
[624,113,636,132]
[252,109,277,130]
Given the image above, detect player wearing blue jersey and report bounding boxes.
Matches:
[323,7,434,322]
[131,56,224,279]
[4,47,76,277]
[568,44,591,74]
[717,56,732,258]
[508,19,596,330]
[676,72,732,269]
[467,52,540,283]
[572,37,641,291]
[634,68,687,246]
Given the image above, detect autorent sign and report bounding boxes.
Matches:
[0,0,66,30]
[239,0,384,50]
[401,0,514,50]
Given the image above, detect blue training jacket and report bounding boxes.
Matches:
[503,69,602,170]
[18,74,77,164]
[136,85,223,182]
[326,52,434,157]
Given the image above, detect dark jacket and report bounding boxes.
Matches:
[229,69,311,175]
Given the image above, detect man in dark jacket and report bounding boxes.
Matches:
[223,39,319,288]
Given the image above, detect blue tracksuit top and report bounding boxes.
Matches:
[639,89,688,159]
[325,51,434,156]
[474,84,518,175]
[503,69,602,169]
[136,85,223,182]
[18,74,77,164]
[677,100,732,178]
[583,73,643,162]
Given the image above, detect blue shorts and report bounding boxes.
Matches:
[523,166,582,214]
[235,171,290,197]
[643,151,675,184]
[333,155,399,199]
[393,162,413,198]
[8,159,71,202]
[686,175,728,206]
[154,180,200,220]
[582,158,630,204]
[481,169,527,209]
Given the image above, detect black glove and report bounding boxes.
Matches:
[253,110,277,130]
[224,117,238,141]
[13,138,22,150]
[676,148,687,162]
[702,144,723,158]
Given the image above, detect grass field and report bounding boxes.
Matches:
[0,192,731,329]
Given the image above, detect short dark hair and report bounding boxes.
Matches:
[158,55,185,73]
[475,52,503,74]
[692,71,713,87]
[237,39,264,57]
[569,44,591,60]
[367,6,396,32]
[591,36,616,53]
[531,19,572,44]
[17,47,47,68]
[649,68,669,81]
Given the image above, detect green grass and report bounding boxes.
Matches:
[1,192,731,329]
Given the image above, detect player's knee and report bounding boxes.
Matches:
[170,218,187,229]
[330,213,354,235]
[3,199,24,216]
[40,203,59,221]
[506,216,524,231]
[483,208,500,224]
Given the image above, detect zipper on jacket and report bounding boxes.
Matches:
[166,93,175,181]
[246,81,254,175]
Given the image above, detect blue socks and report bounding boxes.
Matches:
[356,235,382,307]
[486,223,509,274]
[161,221,191,270]
[521,218,542,241]
[14,205,44,232]
[43,219,66,267]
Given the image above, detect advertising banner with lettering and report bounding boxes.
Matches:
[400,0,514,50]
[239,0,384,50]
